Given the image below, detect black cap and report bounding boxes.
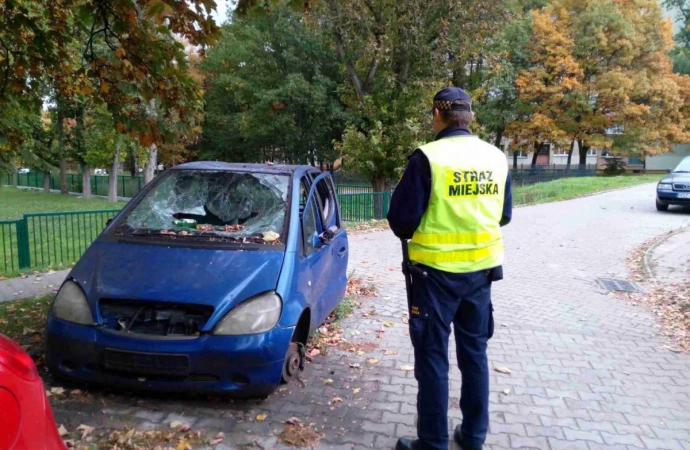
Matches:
[426,87,472,114]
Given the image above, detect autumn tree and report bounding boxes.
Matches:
[0,0,220,186]
[512,0,690,168]
[507,7,582,165]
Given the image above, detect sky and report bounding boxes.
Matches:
[211,0,233,25]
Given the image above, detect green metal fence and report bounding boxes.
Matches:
[0,210,120,276]
[3,172,146,198]
[339,192,391,222]
[336,185,375,195]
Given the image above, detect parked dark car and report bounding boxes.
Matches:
[656,156,690,211]
[44,162,349,397]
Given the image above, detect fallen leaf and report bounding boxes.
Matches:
[402,318,409,324]
[368,358,379,364]
[324,379,334,385]
[51,387,66,396]
[58,425,69,437]
[286,417,302,425]
[256,413,268,422]
[352,388,361,394]
[350,330,360,336]
[176,439,191,450]
[63,439,75,448]
[77,424,94,440]
[70,389,82,396]
[383,322,394,327]
[385,350,398,355]
[401,365,414,371]
[330,397,343,404]
[503,389,511,395]
[494,366,511,375]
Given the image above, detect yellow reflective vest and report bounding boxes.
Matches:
[408,136,508,273]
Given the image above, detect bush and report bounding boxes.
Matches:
[603,157,627,176]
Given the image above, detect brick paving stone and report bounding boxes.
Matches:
[45,184,690,450]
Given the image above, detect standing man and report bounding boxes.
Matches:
[388,87,512,450]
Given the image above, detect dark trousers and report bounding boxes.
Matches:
[408,265,494,450]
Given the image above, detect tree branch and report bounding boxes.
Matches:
[327,0,365,102]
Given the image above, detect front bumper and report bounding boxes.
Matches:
[45,316,293,395]
[657,191,690,206]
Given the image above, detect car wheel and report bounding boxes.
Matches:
[656,200,669,212]
[281,342,303,383]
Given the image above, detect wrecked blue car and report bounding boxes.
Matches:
[45,162,348,397]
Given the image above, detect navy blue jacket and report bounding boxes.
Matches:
[387,125,512,278]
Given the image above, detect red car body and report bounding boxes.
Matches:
[0,334,65,450]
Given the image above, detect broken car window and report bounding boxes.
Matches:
[117,170,289,243]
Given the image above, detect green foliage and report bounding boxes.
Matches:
[603,157,627,176]
[201,8,348,165]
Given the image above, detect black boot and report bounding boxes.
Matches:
[395,438,424,450]
[453,426,483,450]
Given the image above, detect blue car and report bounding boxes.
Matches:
[45,162,349,397]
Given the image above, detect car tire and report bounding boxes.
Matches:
[656,200,669,212]
[281,342,302,384]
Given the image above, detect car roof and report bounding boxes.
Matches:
[171,161,318,176]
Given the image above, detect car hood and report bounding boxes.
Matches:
[661,173,690,184]
[69,241,285,325]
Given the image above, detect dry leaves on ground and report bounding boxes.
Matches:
[494,366,511,374]
[337,341,379,354]
[625,234,690,352]
[618,282,690,352]
[98,427,204,450]
[346,277,377,298]
[278,420,323,448]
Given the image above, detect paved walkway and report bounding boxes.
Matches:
[26,183,690,449]
[0,269,68,301]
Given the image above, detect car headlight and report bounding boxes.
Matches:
[213,292,282,336]
[658,183,673,190]
[52,281,94,325]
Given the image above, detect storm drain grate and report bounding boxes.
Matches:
[596,278,641,293]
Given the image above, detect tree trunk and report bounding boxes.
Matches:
[144,143,157,184]
[371,176,386,220]
[493,128,504,149]
[59,159,68,194]
[10,160,18,187]
[531,142,539,166]
[108,138,121,202]
[43,171,51,192]
[81,164,91,198]
[56,95,69,194]
[565,140,575,176]
[513,151,518,171]
[578,139,588,168]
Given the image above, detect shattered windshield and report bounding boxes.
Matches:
[116,170,289,244]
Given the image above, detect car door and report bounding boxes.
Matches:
[309,172,349,318]
[297,176,330,328]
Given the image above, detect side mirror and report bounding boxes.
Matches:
[311,232,322,248]
[106,218,114,226]
[319,229,334,245]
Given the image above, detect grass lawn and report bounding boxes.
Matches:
[0,187,126,221]
[0,188,126,278]
[512,174,660,206]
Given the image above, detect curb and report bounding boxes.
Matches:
[640,225,690,280]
